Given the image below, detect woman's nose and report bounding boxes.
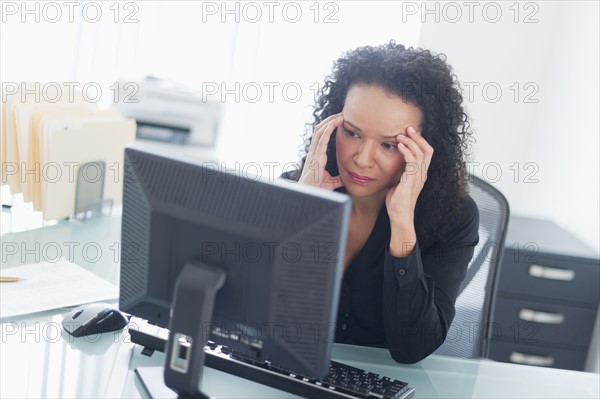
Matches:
[354,143,375,169]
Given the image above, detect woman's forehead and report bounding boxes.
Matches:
[343,85,423,134]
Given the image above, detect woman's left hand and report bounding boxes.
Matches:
[385,126,434,253]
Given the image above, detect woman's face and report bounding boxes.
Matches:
[336,84,423,199]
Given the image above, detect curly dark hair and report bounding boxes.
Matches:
[293,40,475,245]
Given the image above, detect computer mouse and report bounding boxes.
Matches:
[62,302,128,337]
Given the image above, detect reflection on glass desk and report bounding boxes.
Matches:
[1,206,599,398]
[2,315,599,399]
[1,207,123,283]
[1,209,125,398]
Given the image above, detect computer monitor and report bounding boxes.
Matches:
[119,143,350,396]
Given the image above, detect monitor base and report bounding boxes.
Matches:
[164,262,225,398]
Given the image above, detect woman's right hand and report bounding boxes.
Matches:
[299,113,345,190]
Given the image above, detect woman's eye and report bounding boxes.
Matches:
[382,142,396,150]
[344,129,358,138]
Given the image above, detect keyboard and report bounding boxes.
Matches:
[130,323,415,399]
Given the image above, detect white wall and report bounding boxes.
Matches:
[216,1,422,175]
[418,1,599,254]
[2,2,596,249]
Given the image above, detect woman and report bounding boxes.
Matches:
[285,41,479,363]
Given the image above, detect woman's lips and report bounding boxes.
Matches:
[348,172,375,184]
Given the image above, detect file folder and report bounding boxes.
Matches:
[1,83,91,198]
[40,119,135,220]
[32,108,123,211]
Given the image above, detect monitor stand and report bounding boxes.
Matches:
[163,262,226,399]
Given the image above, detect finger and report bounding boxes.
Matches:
[314,112,343,134]
[396,142,417,164]
[308,116,342,174]
[397,135,424,163]
[309,121,336,173]
[406,126,434,159]
[308,113,343,159]
[305,120,334,173]
[312,113,343,147]
[397,143,429,185]
[316,115,343,159]
[323,173,344,190]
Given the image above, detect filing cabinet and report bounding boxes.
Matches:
[489,216,600,371]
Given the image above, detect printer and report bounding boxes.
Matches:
[115,76,221,146]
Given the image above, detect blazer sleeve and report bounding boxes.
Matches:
[381,195,479,363]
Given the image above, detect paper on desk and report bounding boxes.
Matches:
[0,259,118,319]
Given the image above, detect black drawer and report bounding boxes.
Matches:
[488,341,587,371]
[492,297,596,349]
[499,249,600,305]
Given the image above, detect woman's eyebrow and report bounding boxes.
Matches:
[343,120,362,132]
[345,119,403,139]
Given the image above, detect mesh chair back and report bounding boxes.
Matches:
[434,175,510,358]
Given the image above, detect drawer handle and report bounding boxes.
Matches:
[510,351,555,367]
[529,265,575,281]
[519,308,564,324]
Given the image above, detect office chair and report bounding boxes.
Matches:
[434,174,510,359]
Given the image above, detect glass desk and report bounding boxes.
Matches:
[2,318,599,398]
[1,211,599,398]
